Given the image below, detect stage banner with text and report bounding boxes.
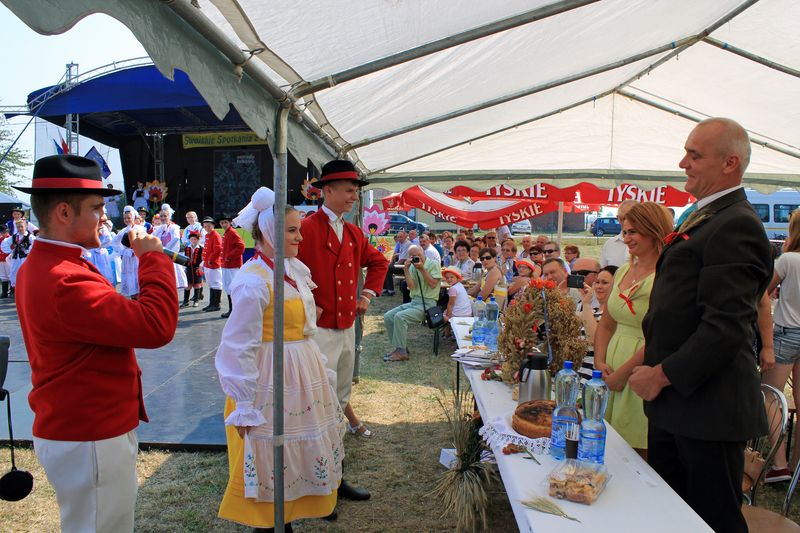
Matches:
[213,150,262,216]
[183,131,268,149]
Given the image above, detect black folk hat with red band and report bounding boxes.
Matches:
[314,159,369,187]
[14,155,121,197]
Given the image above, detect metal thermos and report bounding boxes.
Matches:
[518,352,551,404]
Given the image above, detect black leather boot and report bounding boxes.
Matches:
[0,281,8,299]
[204,289,222,312]
[180,289,191,308]
[221,294,233,318]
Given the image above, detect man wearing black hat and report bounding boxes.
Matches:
[297,160,389,506]
[219,213,245,318]
[5,206,37,236]
[14,155,179,533]
[201,216,223,312]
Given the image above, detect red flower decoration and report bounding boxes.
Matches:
[663,231,689,245]
[523,303,533,312]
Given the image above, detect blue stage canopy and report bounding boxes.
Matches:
[14,65,249,147]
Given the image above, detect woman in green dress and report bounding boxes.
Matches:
[594,202,673,457]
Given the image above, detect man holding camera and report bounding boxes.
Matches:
[14,155,178,533]
[383,245,442,362]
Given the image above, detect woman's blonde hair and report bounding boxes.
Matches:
[624,202,674,256]
[252,205,297,244]
[785,208,800,253]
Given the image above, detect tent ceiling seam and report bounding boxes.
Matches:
[369,88,618,175]
[625,86,800,152]
[291,0,601,97]
[612,0,761,92]
[617,88,800,161]
[345,35,714,153]
[702,37,800,78]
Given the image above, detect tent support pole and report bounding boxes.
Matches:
[346,36,702,150]
[292,0,600,97]
[617,89,800,161]
[702,37,800,78]
[272,105,290,533]
[556,202,564,247]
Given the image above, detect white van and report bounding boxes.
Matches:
[745,189,800,239]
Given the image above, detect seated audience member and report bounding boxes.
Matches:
[542,257,580,305]
[428,231,444,258]
[564,244,580,268]
[469,243,481,262]
[517,235,533,259]
[468,247,507,308]
[577,265,618,383]
[442,267,472,337]
[383,230,411,296]
[571,257,601,311]
[451,239,475,279]
[543,241,570,273]
[484,232,500,254]
[496,224,512,243]
[528,245,544,266]
[600,199,636,267]
[535,234,548,248]
[499,239,518,282]
[408,229,419,244]
[384,245,442,362]
[419,232,441,264]
[508,258,541,301]
[442,234,456,266]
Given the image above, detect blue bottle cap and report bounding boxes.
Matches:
[490,296,496,302]
[564,361,574,369]
[592,369,602,379]
[476,296,483,301]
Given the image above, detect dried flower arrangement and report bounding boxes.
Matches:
[498,278,588,384]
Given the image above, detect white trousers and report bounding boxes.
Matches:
[205,267,223,289]
[222,267,239,293]
[33,431,139,533]
[313,326,356,408]
[0,259,9,282]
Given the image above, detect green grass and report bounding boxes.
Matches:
[2,289,796,531]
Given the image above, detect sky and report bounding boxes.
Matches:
[0,5,147,196]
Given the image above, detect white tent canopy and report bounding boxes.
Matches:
[3,0,799,193]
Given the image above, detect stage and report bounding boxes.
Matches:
[0,291,229,449]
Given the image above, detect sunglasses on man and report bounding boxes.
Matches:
[480,255,494,261]
[543,249,556,254]
[573,269,600,276]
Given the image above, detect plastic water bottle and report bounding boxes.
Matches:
[578,370,609,464]
[485,296,500,352]
[472,296,487,346]
[550,361,580,460]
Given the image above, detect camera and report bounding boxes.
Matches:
[411,256,421,264]
[567,274,585,289]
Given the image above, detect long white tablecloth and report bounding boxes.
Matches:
[451,318,711,533]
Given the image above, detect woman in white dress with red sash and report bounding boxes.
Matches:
[151,203,188,290]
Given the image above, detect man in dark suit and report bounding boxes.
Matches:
[630,118,771,533]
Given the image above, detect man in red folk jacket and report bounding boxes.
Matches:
[219,213,245,318]
[201,216,224,312]
[297,159,388,505]
[14,155,178,533]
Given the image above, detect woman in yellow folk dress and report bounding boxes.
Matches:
[215,187,345,532]
[593,202,673,457]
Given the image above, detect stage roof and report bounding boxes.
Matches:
[9,65,251,148]
[3,0,799,191]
